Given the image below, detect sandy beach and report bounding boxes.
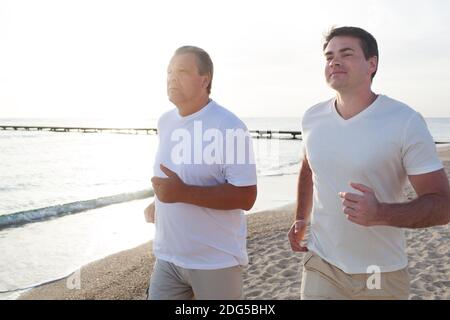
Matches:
[19,145,450,300]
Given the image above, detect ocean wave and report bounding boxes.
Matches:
[0,189,154,230]
[258,160,300,177]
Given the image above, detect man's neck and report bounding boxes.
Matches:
[335,88,377,120]
[177,96,211,117]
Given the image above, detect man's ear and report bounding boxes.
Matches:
[368,56,378,76]
[202,73,211,89]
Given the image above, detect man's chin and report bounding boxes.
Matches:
[168,97,187,111]
[327,80,346,91]
[168,94,182,104]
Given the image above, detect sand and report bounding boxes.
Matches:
[19,145,450,300]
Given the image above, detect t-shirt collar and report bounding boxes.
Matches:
[176,99,215,121]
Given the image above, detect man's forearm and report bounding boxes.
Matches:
[296,159,313,221]
[182,183,257,211]
[378,194,450,228]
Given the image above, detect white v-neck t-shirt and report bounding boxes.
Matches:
[153,100,257,269]
[302,94,443,273]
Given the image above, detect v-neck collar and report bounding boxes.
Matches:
[331,94,383,125]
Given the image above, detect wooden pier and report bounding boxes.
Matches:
[0,125,303,139]
[2,125,450,143]
[0,125,158,135]
[249,130,302,139]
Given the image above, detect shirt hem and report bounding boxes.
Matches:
[227,180,257,187]
[406,163,444,176]
[309,249,408,274]
[154,252,247,270]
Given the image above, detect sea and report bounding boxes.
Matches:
[1,116,449,299]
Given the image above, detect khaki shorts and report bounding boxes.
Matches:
[147,259,243,300]
[300,251,410,300]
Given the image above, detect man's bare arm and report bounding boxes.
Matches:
[288,155,314,252]
[144,200,155,223]
[295,156,314,222]
[379,169,450,228]
[340,169,450,228]
[151,164,257,211]
[183,184,257,211]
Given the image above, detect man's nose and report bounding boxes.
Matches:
[167,74,177,84]
[329,57,341,67]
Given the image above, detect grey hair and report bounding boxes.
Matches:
[174,46,214,94]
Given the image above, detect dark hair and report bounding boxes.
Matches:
[174,46,214,94]
[323,26,379,80]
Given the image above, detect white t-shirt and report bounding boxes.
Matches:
[302,94,443,274]
[153,100,257,269]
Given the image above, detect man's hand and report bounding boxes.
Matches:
[339,182,382,226]
[144,201,155,223]
[151,164,188,203]
[288,219,309,252]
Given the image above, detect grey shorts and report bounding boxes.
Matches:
[147,259,243,300]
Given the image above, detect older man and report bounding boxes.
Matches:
[144,46,257,300]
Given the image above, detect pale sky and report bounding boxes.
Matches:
[1,0,450,119]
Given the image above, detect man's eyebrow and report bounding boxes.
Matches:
[168,66,187,73]
[324,47,355,56]
[339,48,355,53]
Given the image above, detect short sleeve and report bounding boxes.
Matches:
[222,123,257,187]
[300,117,307,160]
[402,112,443,175]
